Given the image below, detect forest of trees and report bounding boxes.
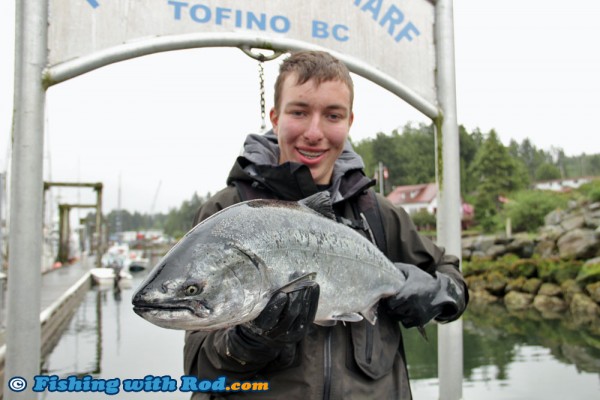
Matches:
[354,123,599,232]
[92,124,599,237]
[84,191,208,240]
[354,123,599,193]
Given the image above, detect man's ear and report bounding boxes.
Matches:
[269,108,279,134]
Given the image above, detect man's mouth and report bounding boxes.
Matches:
[298,149,326,159]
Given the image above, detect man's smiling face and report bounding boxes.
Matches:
[270,73,354,185]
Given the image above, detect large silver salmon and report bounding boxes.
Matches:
[132,191,407,331]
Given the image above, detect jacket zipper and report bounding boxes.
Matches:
[323,328,332,400]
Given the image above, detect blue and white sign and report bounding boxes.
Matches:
[48,0,436,105]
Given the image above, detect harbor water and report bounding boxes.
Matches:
[39,272,600,399]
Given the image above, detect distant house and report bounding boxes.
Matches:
[534,176,595,192]
[386,183,438,214]
[386,183,474,229]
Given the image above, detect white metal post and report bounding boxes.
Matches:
[378,161,384,195]
[5,0,48,398]
[435,1,464,399]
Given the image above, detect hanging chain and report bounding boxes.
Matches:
[258,59,267,132]
[239,46,284,133]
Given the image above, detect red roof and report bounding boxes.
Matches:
[386,183,438,205]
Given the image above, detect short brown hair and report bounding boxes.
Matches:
[273,50,354,112]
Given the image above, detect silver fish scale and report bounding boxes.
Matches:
[211,202,405,323]
[133,197,408,330]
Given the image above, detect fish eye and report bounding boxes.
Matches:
[184,284,201,296]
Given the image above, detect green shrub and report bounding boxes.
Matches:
[410,209,436,230]
[508,259,538,278]
[503,190,568,233]
[589,187,600,202]
[576,262,600,285]
[538,258,582,283]
[462,258,491,276]
[554,260,583,284]
[577,179,600,202]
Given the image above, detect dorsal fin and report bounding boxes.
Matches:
[299,191,336,220]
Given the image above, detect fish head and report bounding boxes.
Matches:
[131,240,265,331]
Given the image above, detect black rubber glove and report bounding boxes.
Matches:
[386,263,465,329]
[226,281,320,364]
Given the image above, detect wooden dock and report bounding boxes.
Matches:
[0,256,94,399]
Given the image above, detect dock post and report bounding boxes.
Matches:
[435,1,464,399]
[95,184,103,268]
[4,0,48,398]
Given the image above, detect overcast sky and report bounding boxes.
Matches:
[1,0,599,217]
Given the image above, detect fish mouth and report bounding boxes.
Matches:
[132,301,211,318]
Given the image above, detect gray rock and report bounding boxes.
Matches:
[506,233,536,258]
[462,248,472,260]
[538,283,562,297]
[461,236,477,251]
[557,228,600,259]
[466,275,487,292]
[469,289,500,304]
[561,279,583,304]
[485,272,508,296]
[584,257,600,266]
[560,214,585,231]
[470,250,487,260]
[506,277,527,292]
[533,294,567,313]
[504,291,534,310]
[485,244,507,259]
[534,239,556,257]
[585,282,600,304]
[545,209,566,226]
[538,225,565,241]
[473,235,496,253]
[569,293,600,318]
[522,278,543,294]
[584,208,600,229]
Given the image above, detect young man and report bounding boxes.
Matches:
[184,50,468,399]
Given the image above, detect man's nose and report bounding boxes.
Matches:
[303,114,324,142]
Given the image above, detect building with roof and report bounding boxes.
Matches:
[386,183,439,214]
[386,183,475,229]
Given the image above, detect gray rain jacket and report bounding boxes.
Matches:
[184,131,467,399]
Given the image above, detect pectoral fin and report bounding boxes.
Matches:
[279,272,317,294]
[360,306,378,325]
[314,312,364,327]
[417,325,429,342]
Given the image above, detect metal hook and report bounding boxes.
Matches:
[239,47,283,132]
[239,46,284,62]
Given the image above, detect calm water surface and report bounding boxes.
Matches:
[40,273,600,399]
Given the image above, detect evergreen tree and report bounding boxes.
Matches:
[459,125,480,194]
[535,163,561,181]
[469,130,528,231]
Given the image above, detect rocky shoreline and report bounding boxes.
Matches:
[461,200,600,330]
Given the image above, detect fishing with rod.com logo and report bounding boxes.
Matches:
[7,374,269,395]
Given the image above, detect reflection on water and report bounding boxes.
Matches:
[41,272,600,400]
[40,273,184,399]
[406,302,600,399]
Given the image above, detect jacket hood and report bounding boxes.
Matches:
[226,130,374,202]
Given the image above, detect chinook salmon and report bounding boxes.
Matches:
[132,191,408,331]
